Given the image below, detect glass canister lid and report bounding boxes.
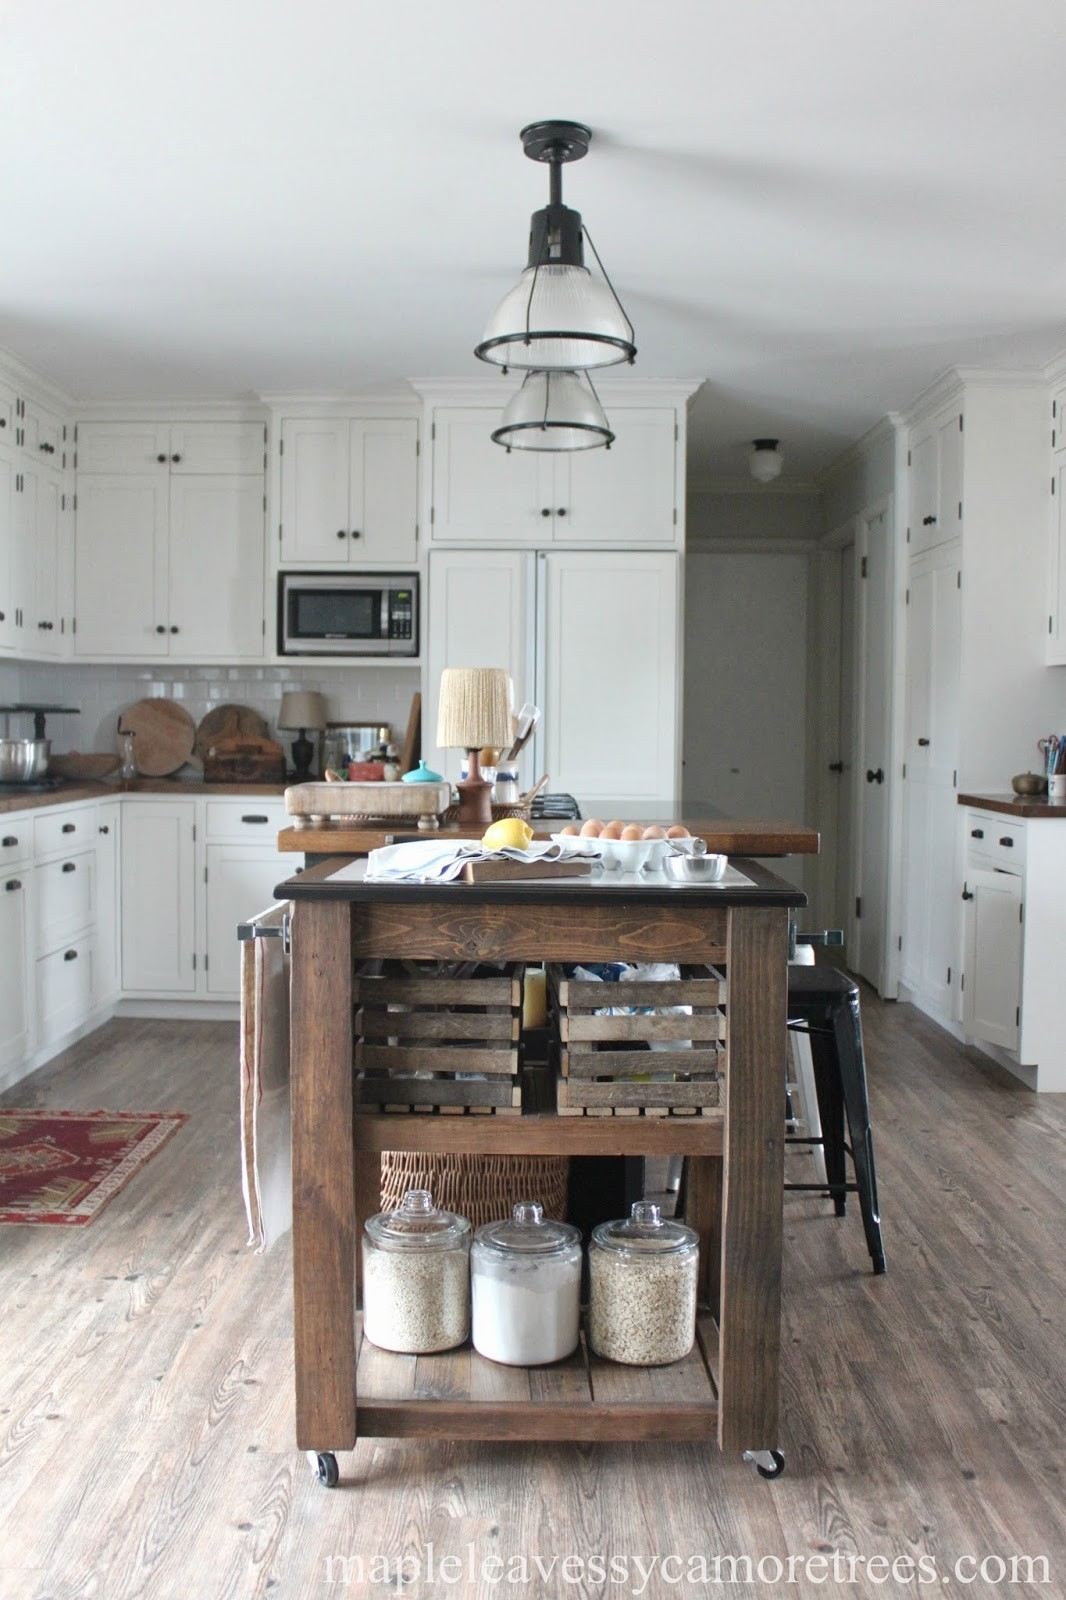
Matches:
[365,1188,471,1250]
[591,1201,698,1256]
[475,1201,581,1256]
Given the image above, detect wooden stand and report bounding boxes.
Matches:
[284,862,801,1472]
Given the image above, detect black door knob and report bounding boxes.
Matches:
[865,768,884,784]
[961,888,974,901]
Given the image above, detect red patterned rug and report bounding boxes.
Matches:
[0,1109,188,1225]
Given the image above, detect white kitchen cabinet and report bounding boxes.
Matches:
[120,801,197,994]
[95,801,121,1006]
[36,937,95,1048]
[0,441,16,651]
[74,422,266,660]
[36,849,95,953]
[908,405,962,556]
[425,547,680,807]
[961,866,1022,1052]
[204,844,288,997]
[22,459,65,654]
[428,405,679,547]
[278,417,418,565]
[0,840,33,1073]
[1046,450,1066,664]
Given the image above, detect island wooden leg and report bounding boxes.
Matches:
[290,898,357,1451]
[718,905,787,1455]
[683,1154,722,1318]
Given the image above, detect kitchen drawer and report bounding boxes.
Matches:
[0,817,32,870]
[204,799,287,841]
[965,811,1025,873]
[36,850,95,953]
[35,804,96,859]
[37,936,95,1047]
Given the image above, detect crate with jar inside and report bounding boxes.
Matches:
[546,962,727,1117]
[361,1189,700,1368]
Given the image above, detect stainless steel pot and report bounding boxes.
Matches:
[0,738,51,783]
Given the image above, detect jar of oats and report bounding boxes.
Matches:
[362,1188,471,1353]
[588,1201,699,1365]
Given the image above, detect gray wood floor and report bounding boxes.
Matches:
[1,998,1064,1599]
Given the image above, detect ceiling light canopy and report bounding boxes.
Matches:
[748,438,784,483]
[475,120,636,373]
[491,369,615,452]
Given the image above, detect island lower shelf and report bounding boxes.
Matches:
[355,1312,721,1442]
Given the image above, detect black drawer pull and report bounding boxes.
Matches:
[61,861,76,873]
[2,836,17,848]
[241,814,269,824]
[917,737,930,747]
[998,836,1014,848]
[157,453,167,463]
[922,514,937,525]
[970,828,984,839]
[61,823,75,834]
[5,879,21,892]
[64,949,78,961]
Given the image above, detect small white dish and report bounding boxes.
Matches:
[662,851,728,882]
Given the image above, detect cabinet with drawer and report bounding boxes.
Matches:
[37,935,96,1048]
[0,819,34,1073]
[35,849,96,953]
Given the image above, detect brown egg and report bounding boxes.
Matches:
[580,818,604,838]
[642,824,667,839]
[600,820,625,840]
[666,825,691,839]
[560,823,580,836]
[620,823,643,841]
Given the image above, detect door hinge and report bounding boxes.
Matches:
[907,449,911,466]
[947,966,952,984]
[673,506,678,525]
[957,571,961,588]
[61,493,65,511]
[906,527,911,543]
[72,452,77,469]
[902,762,906,778]
[960,972,965,992]
[1053,477,1057,496]
[958,414,964,431]
[1055,399,1058,419]
[855,896,862,919]
[431,421,436,441]
[204,953,209,971]
[897,935,902,952]
[192,952,197,971]
[262,617,266,636]
[72,493,77,510]
[905,587,909,604]
[1053,430,1057,449]
[192,824,197,841]
[73,423,78,440]
[279,437,284,455]
[430,505,435,523]
[860,555,868,578]
[278,523,283,542]
[72,616,76,634]
[1019,902,1024,924]
[204,866,208,883]
[953,770,957,788]
[957,501,962,519]
[1016,1005,1020,1026]
[263,494,267,511]
[1050,616,1054,635]
[674,421,679,442]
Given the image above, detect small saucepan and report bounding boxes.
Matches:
[0,738,50,783]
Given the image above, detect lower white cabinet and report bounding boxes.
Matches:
[962,866,1022,1051]
[204,843,288,996]
[0,859,33,1071]
[95,801,121,1005]
[37,935,95,1048]
[121,801,197,994]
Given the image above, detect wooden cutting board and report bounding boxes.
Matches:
[194,703,269,763]
[118,698,196,777]
[460,858,592,883]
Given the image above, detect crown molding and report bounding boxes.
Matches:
[900,364,1046,426]
[1042,348,1066,387]
[0,344,76,410]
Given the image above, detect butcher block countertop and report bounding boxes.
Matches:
[958,791,1066,819]
[0,778,290,816]
[276,816,820,857]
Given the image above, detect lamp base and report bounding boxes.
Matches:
[456,747,493,828]
[290,731,315,783]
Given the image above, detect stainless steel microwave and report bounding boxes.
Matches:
[278,572,418,656]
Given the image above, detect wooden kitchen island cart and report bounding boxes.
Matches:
[278,858,805,1485]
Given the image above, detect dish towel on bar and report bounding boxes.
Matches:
[361,839,568,883]
[239,903,292,1252]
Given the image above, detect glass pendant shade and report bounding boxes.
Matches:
[492,370,615,452]
[476,264,636,371]
[748,438,784,483]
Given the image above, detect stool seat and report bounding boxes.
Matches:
[786,965,886,1275]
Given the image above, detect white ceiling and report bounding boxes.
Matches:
[3,0,1066,481]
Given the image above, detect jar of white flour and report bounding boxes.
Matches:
[471,1202,582,1365]
[362,1188,471,1353]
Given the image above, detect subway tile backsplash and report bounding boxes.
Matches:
[4,661,421,770]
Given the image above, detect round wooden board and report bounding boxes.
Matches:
[118,698,196,777]
[194,703,269,762]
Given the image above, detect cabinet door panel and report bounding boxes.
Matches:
[120,803,196,993]
[0,445,15,650]
[350,419,418,564]
[205,844,288,998]
[1048,459,1066,664]
[169,423,264,475]
[425,550,533,783]
[963,868,1021,1050]
[908,428,938,555]
[279,419,349,563]
[76,423,171,474]
[559,410,677,543]
[936,410,963,545]
[168,476,264,659]
[431,409,549,543]
[0,874,33,1069]
[31,469,62,652]
[95,802,120,1007]
[74,475,168,655]
[36,937,94,1046]
[540,551,679,808]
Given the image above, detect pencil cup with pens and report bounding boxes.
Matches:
[1039,736,1066,802]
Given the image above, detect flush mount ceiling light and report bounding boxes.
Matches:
[748,438,784,483]
[475,120,637,372]
[491,369,615,452]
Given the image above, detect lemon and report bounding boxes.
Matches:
[482,817,534,851]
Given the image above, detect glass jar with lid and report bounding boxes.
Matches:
[362,1188,471,1353]
[471,1201,582,1365]
[588,1201,699,1365]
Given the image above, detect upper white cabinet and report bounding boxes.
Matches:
[428,404,680,547]
[278,417,418,566]
[907,404,962,556]
[74,420,266,661]
[0,379,72,661]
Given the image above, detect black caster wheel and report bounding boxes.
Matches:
[743,1448,785,1479]
[308,1450,339,1487]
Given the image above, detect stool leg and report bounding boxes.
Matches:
[808,1025,847,1213]
[832,992,887,1275]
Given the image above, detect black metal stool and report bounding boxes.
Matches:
[786,962,887,1275]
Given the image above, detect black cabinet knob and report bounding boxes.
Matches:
[922,514,937,525]
[0,612,4,623]
[61,823,75,834]
[0,417,6,427]
[157,453,167,463]
[961,888,974,901]
[64,949,78,961]
[2,836,17,847]
[350,529,361,538]
[865,768,884,784]
[99,825,109,834]
[557,507,567,517]
[241,814,269,824]
[917,737,930,747]
[171,453,181,463]
[5,879,21,892]
[62,861,76,873]
[156,624,166,633]
[971,828,984,838]
[998,836,1014,848]
[170,625,179,634]
[337,529,347,539]
[541,508,551,517]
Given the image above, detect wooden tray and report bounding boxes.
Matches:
[194,703,268,763]
[117,698,196,777]
[460,858,592,883]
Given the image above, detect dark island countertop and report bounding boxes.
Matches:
[958,791,1066,818]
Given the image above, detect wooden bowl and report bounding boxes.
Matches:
[48,752,121,780]
[1011,772,1047,796]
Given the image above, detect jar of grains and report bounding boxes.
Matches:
[588,1201,699,1365]
[471,1201,582,1366]
[362,1188,471,1353]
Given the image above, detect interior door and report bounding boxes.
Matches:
[834,541,857,946]
[853,507,892,990]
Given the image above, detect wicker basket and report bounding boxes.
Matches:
[379,1151,569,1229]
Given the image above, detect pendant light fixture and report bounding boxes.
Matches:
[475,120,636,372]
[748,439,784,483]
[491,369,614,452]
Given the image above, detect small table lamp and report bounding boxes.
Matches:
[278,690,327,781]
[437,667,513,827]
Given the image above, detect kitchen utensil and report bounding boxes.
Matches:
[505,702,539,761]
[1011,772,1047,796]
[0,739,50,783]
[194,704,269,764]
[663,848,728,882]
[117,699,196,777]
[48,752,121,780]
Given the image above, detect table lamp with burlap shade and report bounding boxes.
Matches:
[436,667,512,827]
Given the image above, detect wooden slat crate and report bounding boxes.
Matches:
[354,961,524,1116]
[548,964,726,1118]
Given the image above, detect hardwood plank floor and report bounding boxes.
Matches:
[0,1001,1064,1599]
